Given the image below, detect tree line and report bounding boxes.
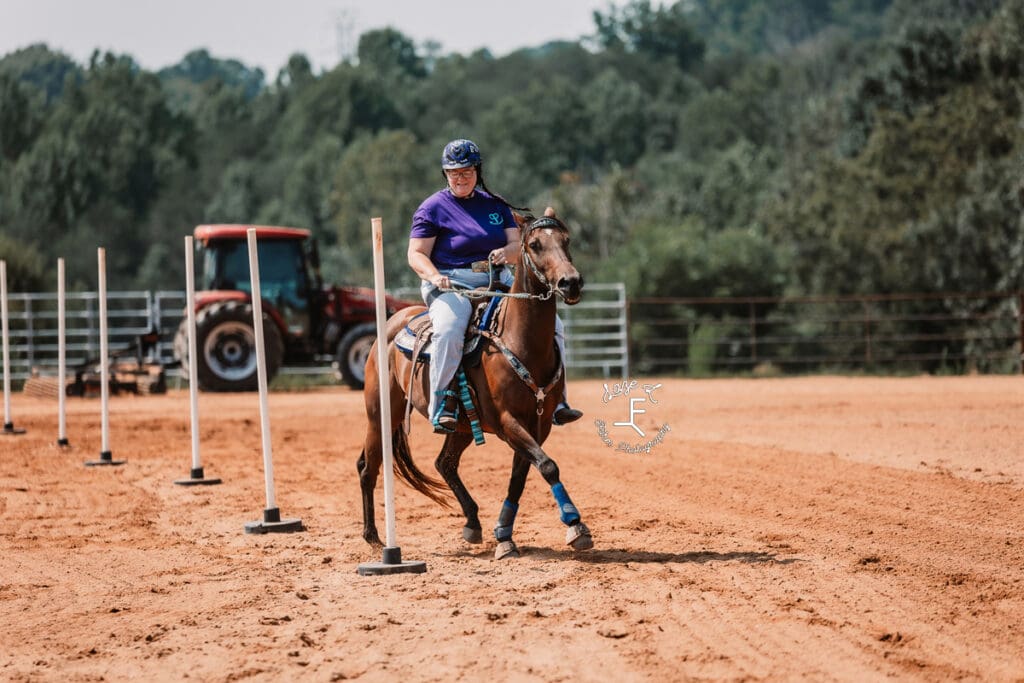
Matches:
[0,0,1021,312]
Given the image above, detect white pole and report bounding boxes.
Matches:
[247,229,277,511]
[1,260,12,427]
[371,217,398,548]
[174,236,219,485]
[98,248,110,455]
[58,258,67,444]
[185,237,202,471]
[357,217,423,572]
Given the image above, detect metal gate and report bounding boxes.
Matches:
[1,285,631,381]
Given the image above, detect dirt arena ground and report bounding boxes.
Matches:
[1,375,1022,682]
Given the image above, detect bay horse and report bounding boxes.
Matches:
[357,208,592,559]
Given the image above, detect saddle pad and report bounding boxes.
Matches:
[395,312,481,360]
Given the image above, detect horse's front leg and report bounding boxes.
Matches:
[433,431,481,543]
[493,452,531,559]
[500,419,593,552]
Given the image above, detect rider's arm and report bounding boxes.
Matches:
[489,227,520,266]
[409,237,450,289]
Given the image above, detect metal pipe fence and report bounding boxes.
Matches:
[0,284,633,381]
[5,288,1016,382]
[628,291,1023,376]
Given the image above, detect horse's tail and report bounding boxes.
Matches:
[391,427,451,508]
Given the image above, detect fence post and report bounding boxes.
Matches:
[624,297,633,380]
[1018,291,1023,375]
[24,297,34,373]
[148,291,159,360]
[86,296,96,360]
[749,301,758,367]
[863,300,872,367]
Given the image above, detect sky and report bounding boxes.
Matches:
[0,0,626,77]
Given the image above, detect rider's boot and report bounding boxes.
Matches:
[432,388,459,434]
[553,401,583,425]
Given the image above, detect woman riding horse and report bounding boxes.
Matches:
[357,147,593,557]
[407,139,581,432]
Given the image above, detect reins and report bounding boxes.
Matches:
[426,215,569,436]
[436,216,567,302]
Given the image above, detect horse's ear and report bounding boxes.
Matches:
[544,206,557,218]
[513,211,534,229]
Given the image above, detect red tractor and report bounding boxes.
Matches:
[173,224,412,392]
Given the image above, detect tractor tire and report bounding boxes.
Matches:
[175,301,284,392]
[333,322,377,390]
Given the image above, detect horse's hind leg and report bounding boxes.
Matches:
[358,403,386,548]
[494,452,531,560]
[357,444,383,547]
[433,431,480,543]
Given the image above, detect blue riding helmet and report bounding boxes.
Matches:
[442,139,482,170]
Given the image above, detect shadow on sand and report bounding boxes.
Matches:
[507,547,802,565]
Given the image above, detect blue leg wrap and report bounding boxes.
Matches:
[551,483,580,525]
[494,499,518,541]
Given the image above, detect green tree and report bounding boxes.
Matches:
[581,69,648,167]
[0,43,80,103]
[0,72,44,161]
[479,76,590,198]
[331,130,433,286]
[205,160,261,223]
[357,28,426,79]
[593,0,705,71]
[258,134,344,239]
[0,234,46,291]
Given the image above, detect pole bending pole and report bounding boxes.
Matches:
[175,236,221,486]
[57,258,69,446]
[357,217,426,575]
[1,260,26,435]
[243,228,302,533]
[86,248,124,466]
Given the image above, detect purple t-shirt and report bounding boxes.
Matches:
[410,189,516,269]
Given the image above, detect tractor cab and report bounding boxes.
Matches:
[175,224,412,392]
[195,225,320,355]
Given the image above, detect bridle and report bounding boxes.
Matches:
[440,215,571,302]
[435,215,573,428]
[518,216,569,300]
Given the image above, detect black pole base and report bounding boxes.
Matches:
[85,450,126,467]
[244,507,303,534]
[56,437,70,447]
[174,466,222,486]
[357,546,427,576]
[3,422,26,435]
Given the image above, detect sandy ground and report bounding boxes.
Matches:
[1,375,1023,682]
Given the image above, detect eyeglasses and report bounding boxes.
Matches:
[446,169,476,180]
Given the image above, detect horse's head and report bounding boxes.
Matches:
[515,207,584,305]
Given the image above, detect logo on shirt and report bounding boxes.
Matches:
[488,212,503,225]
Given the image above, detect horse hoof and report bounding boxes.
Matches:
[463,526,483,544]
[566,522,593,551]
[494,540,520,560]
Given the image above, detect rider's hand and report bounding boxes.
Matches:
[489,248,506,265]
[430,273,450,289]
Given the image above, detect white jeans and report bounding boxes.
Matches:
[421,267,567,418]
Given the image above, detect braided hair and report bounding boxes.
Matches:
[476,168,530,214]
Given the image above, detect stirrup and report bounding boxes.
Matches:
[432,389,458,434]
[553,402,583,426]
